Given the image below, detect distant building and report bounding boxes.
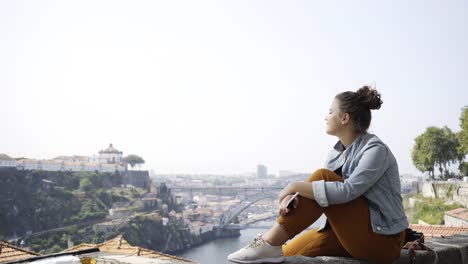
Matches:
[16,159,42,170]
[400,174,423,194]
[52,155,88,163]
[142,193,159,209]
[0,145,155,185]
[0,154,16,168]
[445,208,468,227]
[278,170,298,177]
[257,164,268,178]
[90,143,124,164]
[93,219,127,233]
[10,144,127,173]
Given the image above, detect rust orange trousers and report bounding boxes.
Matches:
[277,169,405,264]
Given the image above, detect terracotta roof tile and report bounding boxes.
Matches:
[445,207,468,221]
[409,224,468,237]
[446,208,466,214]
[0,241,41,263]
[98,235,194,262]
[61,243,97,252]
[40,160,63,165]
[62,235,195,263]
[17,159,37,163]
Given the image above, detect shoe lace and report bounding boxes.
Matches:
[247,234,265,248]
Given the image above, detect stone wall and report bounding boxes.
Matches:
[284,233,468,264]
[421,181,468,207]
[445,214,468,227]
[123,170,150,188]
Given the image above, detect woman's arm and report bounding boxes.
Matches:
[313,144,389,207]
[278,181,315,202]
[279,144,389,206]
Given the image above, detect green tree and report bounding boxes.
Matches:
[412,126,461,179]
[125,154,145,168]
[458,106,468,175]
[80,177,93,192]
[459,106,468,154]
[48,244,63,253]
[412,127,438,179]
[438,126,462,178]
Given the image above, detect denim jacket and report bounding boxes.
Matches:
[312,133,409,235]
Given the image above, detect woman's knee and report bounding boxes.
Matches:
[307,168,342,182]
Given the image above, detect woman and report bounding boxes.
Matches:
[228,86,408,264]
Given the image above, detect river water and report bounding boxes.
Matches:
[178,217,326,264]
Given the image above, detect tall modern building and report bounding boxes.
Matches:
[257,164,268,178]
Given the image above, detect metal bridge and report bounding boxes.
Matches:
[169,185,282,229]
[218,191,278,228]
[169,186,282,192]
[222,211,277,229]
[170,185,282,201]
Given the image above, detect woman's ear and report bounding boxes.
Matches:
[341,113,351,125]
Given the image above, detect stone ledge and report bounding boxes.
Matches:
[283,233,468,264]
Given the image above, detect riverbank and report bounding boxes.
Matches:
[178,219,326,263]
[178,226,268,264]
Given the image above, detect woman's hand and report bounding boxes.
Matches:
[278,193,299,216]
[277,181,315,216]
[278,183,296,202]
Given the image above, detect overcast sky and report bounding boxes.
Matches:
[1,1,467,175]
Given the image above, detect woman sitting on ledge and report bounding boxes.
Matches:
[228,86,409,264]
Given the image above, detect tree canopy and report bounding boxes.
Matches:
[125,154,145,168]
[79,177,93,192]
[412,127,437,178]
[458,106,468,175]
[459,106,468,154]
[412,126,461,179]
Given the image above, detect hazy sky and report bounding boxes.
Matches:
[1,1,467,175]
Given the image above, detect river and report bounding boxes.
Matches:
[178,216,326,264]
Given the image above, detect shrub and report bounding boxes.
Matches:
[413,198,462,224]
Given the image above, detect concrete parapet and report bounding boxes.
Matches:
[422,181,468,207]
[283,233,468,264]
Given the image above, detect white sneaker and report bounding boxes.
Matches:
[227,234,285,263]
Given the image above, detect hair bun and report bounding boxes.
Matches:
[356,85,382,110]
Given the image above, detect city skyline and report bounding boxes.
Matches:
[1,1,467,175]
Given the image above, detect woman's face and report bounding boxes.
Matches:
[325,99,344,136]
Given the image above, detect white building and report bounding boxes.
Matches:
[14,144,126,173]
[257,164,268,178]
[0,154,16,168]
[41,160,65,171]
[94,144,124,164]
[189,221,213,235]
[52,155,89,163]
[16,159,41,170]
[445,208,468,227]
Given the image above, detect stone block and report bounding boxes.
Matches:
[283,233,468,264]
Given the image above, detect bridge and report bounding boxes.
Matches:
[218,190,279,228]
[169,186,281,194]
[169,185,282,229]
[222,211,277,229]
[169,186,282,190]
[169,185,282,201]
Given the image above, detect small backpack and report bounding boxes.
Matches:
[402,228,438,264]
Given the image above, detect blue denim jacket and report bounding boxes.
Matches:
[312,133,409,235]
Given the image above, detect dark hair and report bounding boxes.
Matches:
[335,85,383,133]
